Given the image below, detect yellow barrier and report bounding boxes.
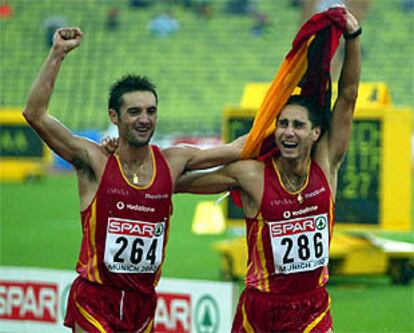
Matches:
[0,108,52,182]
[241,82,392,110]
[192,201,225,235]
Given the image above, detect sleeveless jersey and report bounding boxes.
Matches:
[244,156,334,295]
[76,145,173,294]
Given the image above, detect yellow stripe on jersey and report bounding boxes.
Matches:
[242,299,255,333]
[329,196,334,234]
[84,210,94,282]
[89,200,103,284]
[318,266,329,287]
[249,217,266,291]
[256,214,270,292]
[142,319,154,333]
[245,228,260,288]
[303,295,331,333]
[75,299,108,333]
[246,224,260,289]
[77,258,87,268]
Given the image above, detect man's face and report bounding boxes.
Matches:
[111,91,157,147]
[274,104,320,160]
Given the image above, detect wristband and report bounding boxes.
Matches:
[344,27,362,40]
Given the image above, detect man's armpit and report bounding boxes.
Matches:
[73,156,98,181]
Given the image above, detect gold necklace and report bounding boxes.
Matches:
[121,161,144,185]
[280,170,307,205]
[117,149,151,186]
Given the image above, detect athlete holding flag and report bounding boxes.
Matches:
[176,6,361,332]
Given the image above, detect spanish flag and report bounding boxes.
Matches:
[240,7,348,159]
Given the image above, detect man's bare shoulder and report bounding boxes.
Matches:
[225,159,264,177]
[160,145,197,160]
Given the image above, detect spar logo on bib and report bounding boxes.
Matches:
[268,213,330,274]
[270,217,316,237]
[105,218,166,273]
[108,218,164,237]
[315,215,327,230]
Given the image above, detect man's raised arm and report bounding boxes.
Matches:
[23,28,100,166]
[325,9,362,169]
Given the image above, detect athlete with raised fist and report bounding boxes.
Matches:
[23,27,245,333]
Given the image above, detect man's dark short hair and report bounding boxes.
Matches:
[108,75,158,115]
[285,94,331,134]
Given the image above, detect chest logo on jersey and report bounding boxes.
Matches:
[107,188,130,196]
[116,201,155,213]
[145,193,170,200]
[269,187,326,207]
[108,218,164,237]
[304,186,326,200]
[282,205,318,219]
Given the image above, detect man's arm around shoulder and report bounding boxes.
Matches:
[175,159,263,195]
[162,134,247,184]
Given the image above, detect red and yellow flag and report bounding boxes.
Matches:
[241,7,348,159]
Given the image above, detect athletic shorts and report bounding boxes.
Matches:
[232,286,332,333]
[64,276,156,333]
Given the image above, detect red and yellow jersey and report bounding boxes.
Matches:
[245,156,334,295]
[76,145,173,294]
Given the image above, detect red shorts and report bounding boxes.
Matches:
[64,276,156,333]
[232,287,332,333]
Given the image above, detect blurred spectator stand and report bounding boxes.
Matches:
[301,0,371,23]
[148,11,180,37]
[251,11,270,37]
[106,7,120,30]
[402,0,414,11]
[226,0,256,15]
[0,0,12,19]
[197,0,214,19]
[130,0,152,8]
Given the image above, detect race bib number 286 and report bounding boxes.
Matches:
[268,213,329,274]
[104,218,165,274]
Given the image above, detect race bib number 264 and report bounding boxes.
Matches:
[104,218,165,274]
[268,213,329,274]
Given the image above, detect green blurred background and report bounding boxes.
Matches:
[1,0,413,332]
[1,0,413,134]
